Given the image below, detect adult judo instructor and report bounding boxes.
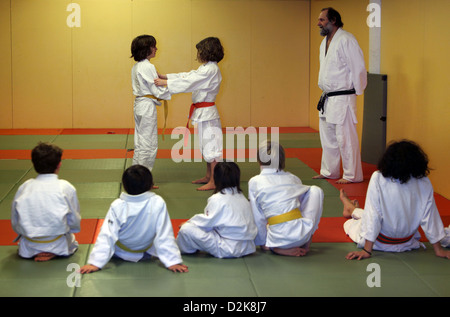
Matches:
[313,7,367,184]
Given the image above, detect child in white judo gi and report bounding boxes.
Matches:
[11,142,81,262]
[80,165,188,273]
[248,141,324,257]
[155,37,224,191]
[130,35,171,176]
[341,140,450,260]
[176,162,257,258]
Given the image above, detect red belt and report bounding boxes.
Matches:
[183,102,215,146]
[186,102,215,128]
[376,232,414,245]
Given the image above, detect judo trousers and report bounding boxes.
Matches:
[133,98,158,171]
[318,109,363,182]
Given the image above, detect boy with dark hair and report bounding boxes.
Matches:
[80,165,188,273]
[11,142,81,262]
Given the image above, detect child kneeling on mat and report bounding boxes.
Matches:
[80,165,188,273]
[248,141,324,257]
[11,142,81,262]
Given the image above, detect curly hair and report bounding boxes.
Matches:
[122,165,154,195]
[196,37,224,63]
[377,140,430,184]
[31,142,63,174]
[130,35,156,62]
[213,161,242,194]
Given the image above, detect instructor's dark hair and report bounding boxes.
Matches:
[122,165,154,195]
[322,7,344,28]
[131,35,156,61]
[213,161,242,194]
[377,140,430,184]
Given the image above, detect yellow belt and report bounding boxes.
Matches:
[143,95,168,141]
[24,235,63,243]
[267,208,302,226]
[116,240,152,253]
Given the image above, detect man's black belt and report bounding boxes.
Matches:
[317,88,356,114]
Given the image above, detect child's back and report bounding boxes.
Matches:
[11,142,80,261]
[176,162,257,258]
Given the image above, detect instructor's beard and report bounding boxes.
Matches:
[320,22,334,36]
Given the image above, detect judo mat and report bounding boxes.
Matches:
[0,128,449,300]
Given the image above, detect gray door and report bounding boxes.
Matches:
[361,73,387,165]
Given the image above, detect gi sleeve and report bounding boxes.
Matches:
[342,37,367,95]
[248,179,268,246]
[62,182,81,233]
[359,173,382,243]
[11,184,24,235]
[87,203,122,269]
[420,183,446,244]
[185,196,223,232]
[138,62,171,100]
[167,65,216,95]
[150,199,183,268]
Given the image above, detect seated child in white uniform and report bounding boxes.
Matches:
[80,165,188,273]
[176,162,257,258]
[11,142,81,262]
[341,140,450,260]
[248,141,323,257]
[155,37,224,191]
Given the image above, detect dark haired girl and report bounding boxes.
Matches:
[176,162,257,258]
[342,140,450,260]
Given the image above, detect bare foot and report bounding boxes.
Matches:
[192,177,209,184]
[336,178,352,184]
[340,189,357,218]
[272,247,308,257]
[34,252,56,262]
[312,174,327,179]
[196,181,215,191]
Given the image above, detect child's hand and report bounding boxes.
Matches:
[345,250,371,260]
[168,264,189,273]
[79,264,100,274]
[155,78,167,86]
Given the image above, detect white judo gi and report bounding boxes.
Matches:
[176,187,257,258]
[132,59,171,170]
[248,168,324,249]
[167,61,223,162]
[87,191,183,269]
[318,28,367,182]
[11,174,81,258]
[344,171,447,252]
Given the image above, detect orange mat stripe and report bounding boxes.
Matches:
[0,129,63,135]
[2,216,448,246]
